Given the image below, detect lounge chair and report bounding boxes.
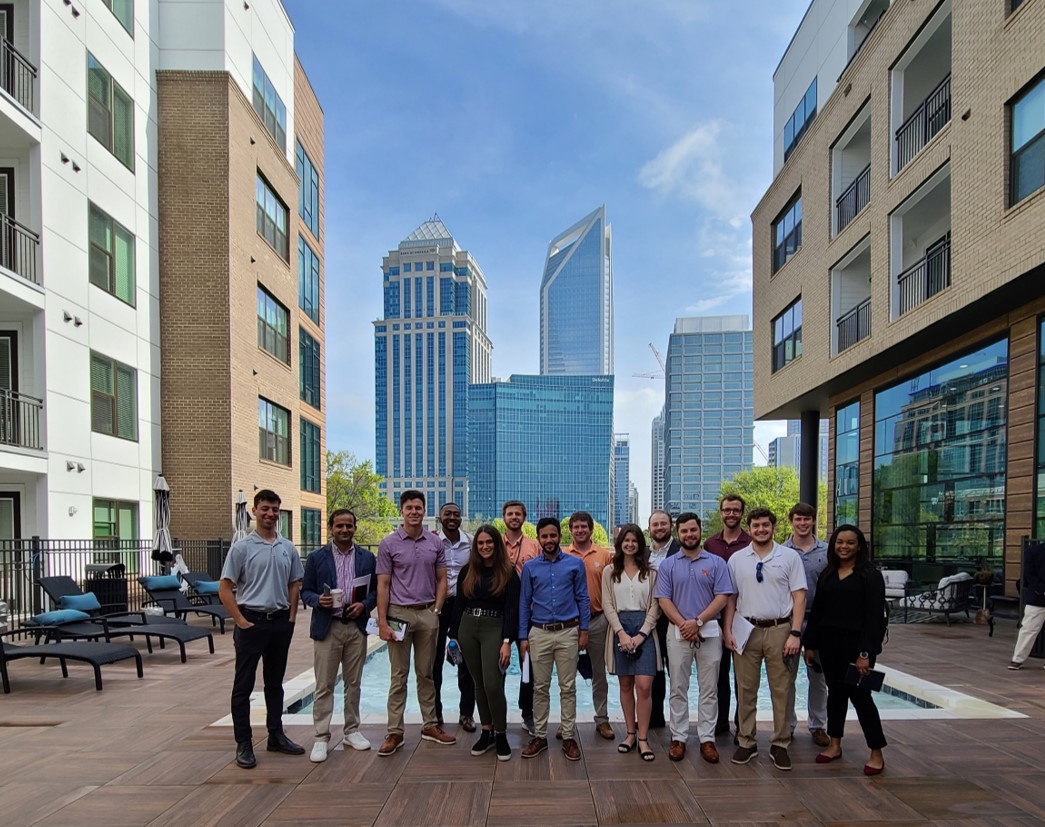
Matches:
[139,575,230,633]
[0,630,144,692]
[37,576,185,625]
[899,572,974,625]
[179,571,222,605]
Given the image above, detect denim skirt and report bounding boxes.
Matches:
[613,610,657,676]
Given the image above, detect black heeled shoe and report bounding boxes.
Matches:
[617,731,637,753]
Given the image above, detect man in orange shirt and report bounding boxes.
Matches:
[502,500,541,735]
[565,511,614,740]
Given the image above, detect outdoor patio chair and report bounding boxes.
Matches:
[138,575,230,633]
[0,630,144,692]
[37,576,186,626]
[898,572,974,625]
[179,571,222,605]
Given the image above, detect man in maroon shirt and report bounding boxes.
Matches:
[704,494,752,741]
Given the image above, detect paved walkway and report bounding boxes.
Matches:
[1,613,1044,826]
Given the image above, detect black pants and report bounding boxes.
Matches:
[650,613,669,727]
[231,611,294,744]
[518,640,533,718]
[717,641,739,731]
[819,630,887,750]
[434,595,476,720]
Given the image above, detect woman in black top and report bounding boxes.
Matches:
[803,524,887,775]
[449,524,520,761]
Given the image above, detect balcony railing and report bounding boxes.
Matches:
[895,73,951,171]
[0,388,43,450]
[836,163,871,233]
[836,298,871,352]
[0,213,40,285]
[0,36,36,115]
[898,233,951,315]
[838,8,887,80]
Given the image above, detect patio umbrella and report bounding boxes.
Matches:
[151,474,175,572]
[232,490,251,543]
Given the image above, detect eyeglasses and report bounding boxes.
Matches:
[721,508,742,515]
[755,561,764,583]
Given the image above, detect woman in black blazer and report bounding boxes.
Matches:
[803,524,887,776]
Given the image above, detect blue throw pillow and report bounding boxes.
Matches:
[29,609,91,625]
[59,593,102,612]
[194,580,220,595]
[141,575,182,591]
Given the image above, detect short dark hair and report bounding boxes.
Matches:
[788,502,816,520]
[439,501,461,515]
[502,500,527,517]
[675,512,702,529]
[535,517,561,535]
[399,489,425,507]
[648,509,673,526]
[568,511,594,530]
[719,494,745,512]
[747,507,777,526]
[254,489,281,507]
[328,508,356,527]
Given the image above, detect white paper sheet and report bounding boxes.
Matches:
[673,619,721,641]
[730,614,755,655]
[521,652,531,683]
[366,617,407,641]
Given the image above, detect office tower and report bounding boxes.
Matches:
[539,206,613,376]
[651,410,665,513]
[628,482,639,525]
[0,0,325,544]
[752,0,1043,585]
[768,420,828,480]
[468,375,614,527]
[613,434,630,532]
[663,316,753,518]
[374,218,492,519]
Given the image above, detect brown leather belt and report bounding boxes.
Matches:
[745,616,792,628]
[532,618,579,632]
[396,602,434,610]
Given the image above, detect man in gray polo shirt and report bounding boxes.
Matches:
[219,489,306,770]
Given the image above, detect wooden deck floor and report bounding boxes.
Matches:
[2,614,1045,826]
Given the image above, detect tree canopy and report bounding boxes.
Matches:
[704,465,828,543]
[326,450,398,547]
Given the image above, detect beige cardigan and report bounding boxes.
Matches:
[601,564,663,675]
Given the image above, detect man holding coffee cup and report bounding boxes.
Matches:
[302,509,378,762]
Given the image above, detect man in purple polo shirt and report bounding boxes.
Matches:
[656,512,734,764]
[376,490,455,756]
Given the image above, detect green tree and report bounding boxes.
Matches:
[704,466,828,543]
[488,518,538,539]
[559,517,610,547]
[325,450,398,547]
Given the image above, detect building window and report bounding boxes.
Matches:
[1011,75,1045,205]
[296,141,320,237]
[258,397,291,465]
[279,510,293,540]
[771,298,802,372]
[251,55,286,151]
[257,286,290,363]
[90,352,137,440]
[301,418,321,493]
[1012,0,1025,10]
[300,327,321,409]
[93,499,138,541]
[1035,320,1045,537]
[440,262,452,272]
[772,190,802,272]
[87,53,134,171]
[298,237,320,324]
[88,203,135,305]
[301,507,322,548]
[102,0,134,34]
[426,261,434,271]
[834,400,860,526]
[404,262,412,273]
[256,174,289,259]
[784,77,817,162]
[873,338,1007,563]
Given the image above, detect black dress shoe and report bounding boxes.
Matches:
[236,741,257,769]
[267,731,306,755]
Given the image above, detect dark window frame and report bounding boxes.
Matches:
[772,190,803,273]
[296,140,320,238]
[300,418,321,493]
[1010,72,1045,206]
[258,396,291,466]
[771,297,803,372]
[90,351,138,441]
[784,77,817,161]
[299,326,321,409]
[251,55,287,151]
[256,285,290,364]
[88,202,136,306]
[256,173,289,260]
[87,52,135,171]
[101,0,134,35]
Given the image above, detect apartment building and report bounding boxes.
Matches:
[752,0,1044,588]
[0,0,325,547]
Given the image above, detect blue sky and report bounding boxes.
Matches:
[283,0,809,515]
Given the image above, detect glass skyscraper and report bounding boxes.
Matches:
[613,434,631,532]
[374,217,491,518]
[651,409,665,512]
[468,375,614,527]
[539,206,613,376]
[662,316,753,519]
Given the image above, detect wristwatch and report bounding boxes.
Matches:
[695,618,704,628]
[858,651,869,659]
[432,607,441,615]
[502,638,510,645]
[789,630,802,638]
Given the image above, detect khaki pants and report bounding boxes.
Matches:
[733,624,795,750]
[386,604,440,735]
[529,625,579,740]
[313,620,368,741]
[586,612,609,725]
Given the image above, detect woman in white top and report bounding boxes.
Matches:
[602,524,662,761]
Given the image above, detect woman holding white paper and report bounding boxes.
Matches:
[802,524,887,775]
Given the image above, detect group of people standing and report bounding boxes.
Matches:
[218,488,888,776]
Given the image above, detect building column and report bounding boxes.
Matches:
[800,410,820,507]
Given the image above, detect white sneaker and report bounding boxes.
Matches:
[309,740,329,763]
[345,731,372,751]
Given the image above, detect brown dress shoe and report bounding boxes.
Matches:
[420,726,456,745]
[699,741,720,763]
[555,726,563,740]
[521,737,549,758]
[811,728,830,748]
[377,733,404,756]
[562,738,582,761]
[596,722,615,740]
[669,740,686,762]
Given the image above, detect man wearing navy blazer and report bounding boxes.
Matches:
[302,509,378,762]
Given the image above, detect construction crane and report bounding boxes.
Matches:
[632,343,667,380]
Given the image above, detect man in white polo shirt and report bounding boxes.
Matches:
[723,507,806,772]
